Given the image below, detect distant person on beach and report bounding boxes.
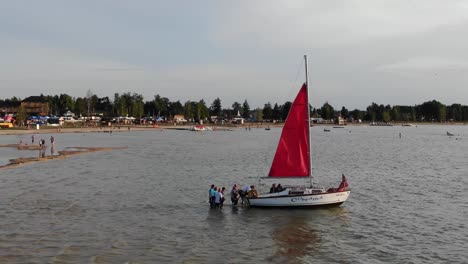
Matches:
[31,134,35,143]
[50,136,55,145]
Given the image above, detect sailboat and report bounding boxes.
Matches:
[247,55,351,208]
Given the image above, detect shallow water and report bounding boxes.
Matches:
[0,125,467,263]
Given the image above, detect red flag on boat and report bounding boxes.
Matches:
[337,174,349,192]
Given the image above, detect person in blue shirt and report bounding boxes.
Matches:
[209,184,216,208]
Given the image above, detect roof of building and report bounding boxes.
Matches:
[22,96,48,103]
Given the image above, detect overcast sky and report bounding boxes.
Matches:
[1,1,468,110]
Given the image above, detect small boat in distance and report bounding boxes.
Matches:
[190,125,212,131]
[447,131,454,136]
[402,123,415,127]
[324,128,331,132]
[247,55,350,208]
[265,126,271,130]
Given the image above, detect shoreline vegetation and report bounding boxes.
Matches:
[1,122,465,169]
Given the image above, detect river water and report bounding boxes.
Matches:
[0,125,467,263]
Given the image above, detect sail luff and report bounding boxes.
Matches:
[304,55,312,177]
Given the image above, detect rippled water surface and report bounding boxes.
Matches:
[1,125,467,263]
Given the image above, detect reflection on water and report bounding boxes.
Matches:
[269,207,350,263]
[271,217,320,261]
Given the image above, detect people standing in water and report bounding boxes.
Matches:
[31,134,35,143]
[240,185,251,204]
[214,187,221,208]
[219,187,225,208]
[231,184,240,205]
[50,136,55,145]
[209,184,216,208]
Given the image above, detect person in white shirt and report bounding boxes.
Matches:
[240,185,251,205]
[219,187,226,208]
[214,187,221,208]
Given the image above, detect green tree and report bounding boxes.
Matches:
[184,101,194,121]
[255,107,263,122]
[391,106,400,121]
[320,102,335,120]
[75,97,87,116]
[113,93,120,116]
[383,111,391,123]
[154,95,169,117]
[349,109,365,122]
[438,105,446,122]
[196,99,209,120]
[131,93,144,118]
[16,106,27,126]
[272,103,281,120]
[168,100,184,117]
[210,98,222,116]
[281,102,292,121]
[262,102,273,120]
[420,100,445,122]
[340,106,349,118]
[448,104,462,121]
[232,102,241,116]
[242,100,250,118]
[59,94,75,114]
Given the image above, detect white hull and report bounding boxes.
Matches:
[248,190,350,208]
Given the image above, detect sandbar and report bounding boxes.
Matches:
[0,146,127,169]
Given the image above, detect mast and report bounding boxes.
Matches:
[304,55,312,178]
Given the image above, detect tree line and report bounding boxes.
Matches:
[2,93,468,122]
[317,100,468,122]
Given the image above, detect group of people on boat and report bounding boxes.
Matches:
[269,183,285,193]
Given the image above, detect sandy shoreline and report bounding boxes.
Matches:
[0,126,167,135]
[1,122,465,136]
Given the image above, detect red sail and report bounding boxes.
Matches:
[268,83,310,177]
